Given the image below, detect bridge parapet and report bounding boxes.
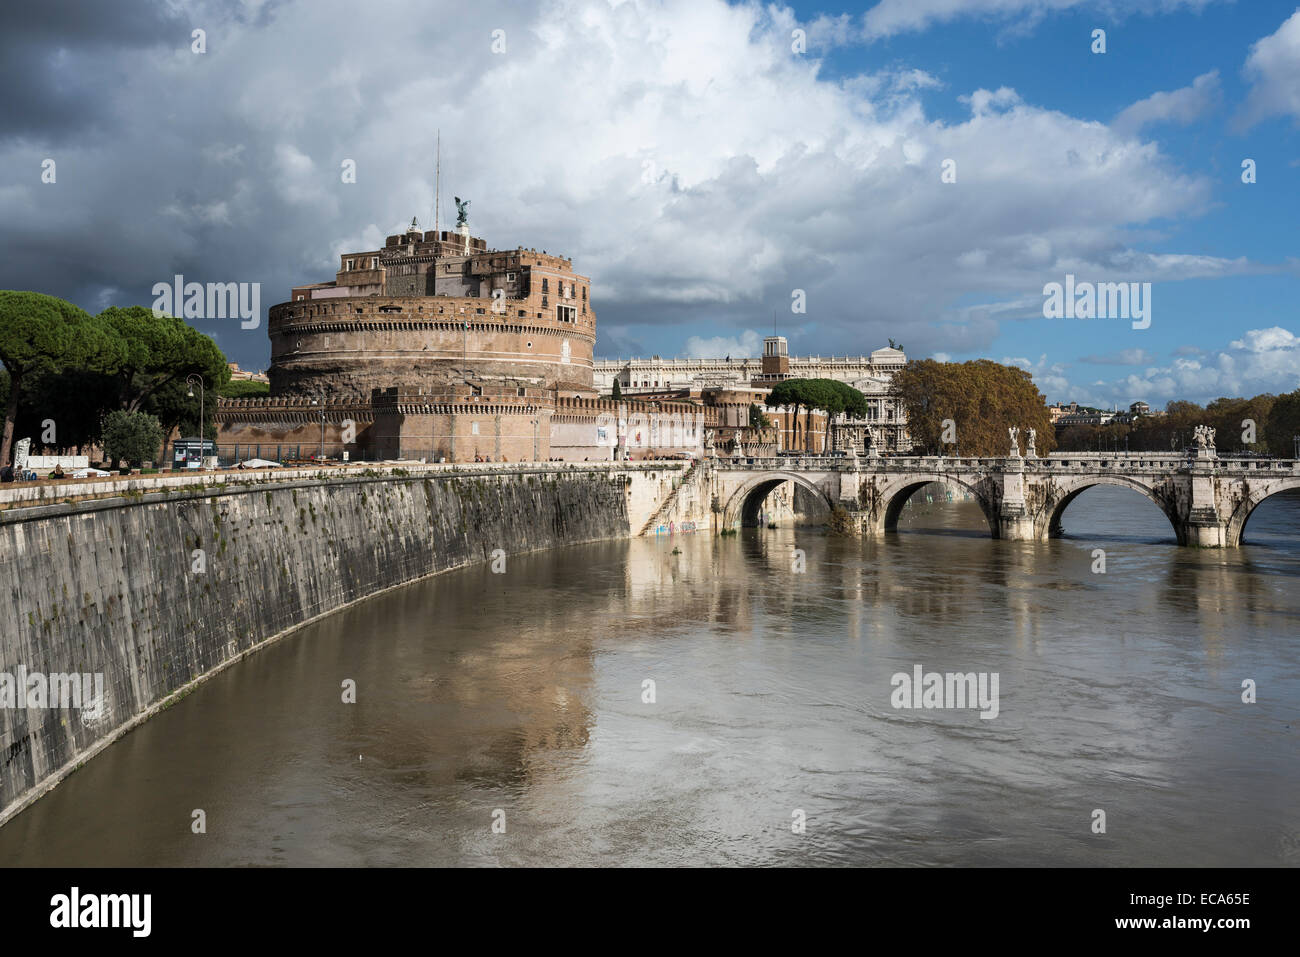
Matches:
[715,452,1300,475]
[708,451,1300,546]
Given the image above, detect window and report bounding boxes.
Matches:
[507,272,516,282]
[346,259,355,270]
[542,278,549,293]
[371,257,379,269]
[557,305,576,323]
[296,295,305,301]
[582,286,587,300]
[471,422,479,435]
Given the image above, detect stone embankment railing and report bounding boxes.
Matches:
[0,460,687,514]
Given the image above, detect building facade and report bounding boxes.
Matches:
[596,339,910,452]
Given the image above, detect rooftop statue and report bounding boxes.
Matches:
[454,196,470,228]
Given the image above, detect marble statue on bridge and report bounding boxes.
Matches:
[1026,428,1037,458]
[1008,426,1021,457]
[1193,425,1216,450]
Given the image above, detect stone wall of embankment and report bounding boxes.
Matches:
[0,463,680,824]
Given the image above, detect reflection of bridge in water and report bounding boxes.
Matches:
[708,450,1300,547]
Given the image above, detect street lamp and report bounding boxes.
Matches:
[310,394,325,462]
[185,374,206,466]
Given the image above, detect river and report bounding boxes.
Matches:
[1,485,1297,866]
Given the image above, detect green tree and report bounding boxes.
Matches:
[0,291,120,465]
[611,379,622,400]
[101,410,164,467]
[1057,424,1102,452]
[16,368,120,454]
[748,403,771,428]
[766,379,812,448]
[98,306,229,411]
[764,378,868,451]
[1265,389,1300,457]
[218,379,270,398]
[824,380,869,419]
[1205,394,1276,452]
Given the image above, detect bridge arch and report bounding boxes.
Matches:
[1224,478,1300,547]
[722,471,835,527]
[876,474,998,537]
[1042,475,1182,543]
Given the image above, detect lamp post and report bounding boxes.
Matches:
[185,374,205,467]
[310,394,325,462]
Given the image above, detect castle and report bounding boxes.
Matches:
[215,213,908,462]
[216,215,705,462]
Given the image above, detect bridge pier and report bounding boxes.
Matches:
[1182,453,1229,546]
[996,457,1036,540]
[1183,510,1228,548]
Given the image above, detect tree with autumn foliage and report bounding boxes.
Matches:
[892,358,1055,456]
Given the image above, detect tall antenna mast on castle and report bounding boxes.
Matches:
[434,130,441,236]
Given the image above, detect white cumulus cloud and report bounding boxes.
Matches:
[1238,8,1300,129]
[683,329,764,358]
[1113,71,1221,135]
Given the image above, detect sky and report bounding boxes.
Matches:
[1,0,1298,408]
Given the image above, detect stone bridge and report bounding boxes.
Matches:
[707,448,1300,547]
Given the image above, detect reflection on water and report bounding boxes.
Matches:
[1,486,1297,866]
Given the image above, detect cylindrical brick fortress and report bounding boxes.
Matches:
[268,295,596,398]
